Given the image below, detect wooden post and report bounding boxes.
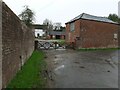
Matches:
[35,40,38,50]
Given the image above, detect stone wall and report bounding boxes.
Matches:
[2,2,34,88]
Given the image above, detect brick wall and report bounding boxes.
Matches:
[2,2,34,88]
[66,20,80,43]
[0,1,2,90]
[61,35,65,39]
[65,24,69,43]
[66,19,119,48]
[78,19,119,48]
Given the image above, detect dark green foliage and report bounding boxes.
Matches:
[19,6,35,27]
[108,14,120,24]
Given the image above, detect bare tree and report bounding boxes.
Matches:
[43,19,53,37]
[43,19,53,31]
[53,22,61,30]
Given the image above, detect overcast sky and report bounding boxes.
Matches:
[3,0,120,26]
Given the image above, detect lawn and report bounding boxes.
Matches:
[78,48,120,51]
[57,40,65,45]
[7,50,46,88]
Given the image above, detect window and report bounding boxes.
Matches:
[70,22,75,31]
[114,33,117,39]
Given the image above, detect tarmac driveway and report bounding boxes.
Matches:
[44,49,119,88]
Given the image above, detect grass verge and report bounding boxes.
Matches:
[78,48,120,51]
[7,50,46,88]
[57,40,65,45]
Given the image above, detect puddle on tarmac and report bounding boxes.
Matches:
[55,65,65,71]
[56,49,66,51]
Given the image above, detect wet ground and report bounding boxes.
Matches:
[44,49,119,88]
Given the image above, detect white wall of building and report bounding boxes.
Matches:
[35,29,45,37]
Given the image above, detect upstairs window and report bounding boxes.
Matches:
[70,22,75,31]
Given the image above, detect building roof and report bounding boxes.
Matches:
[66,13,118,24]
[49,31,65,35]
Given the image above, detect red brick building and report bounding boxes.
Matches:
[65,13,120,49]
[48,31,65,39]
[47,26,66,40]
